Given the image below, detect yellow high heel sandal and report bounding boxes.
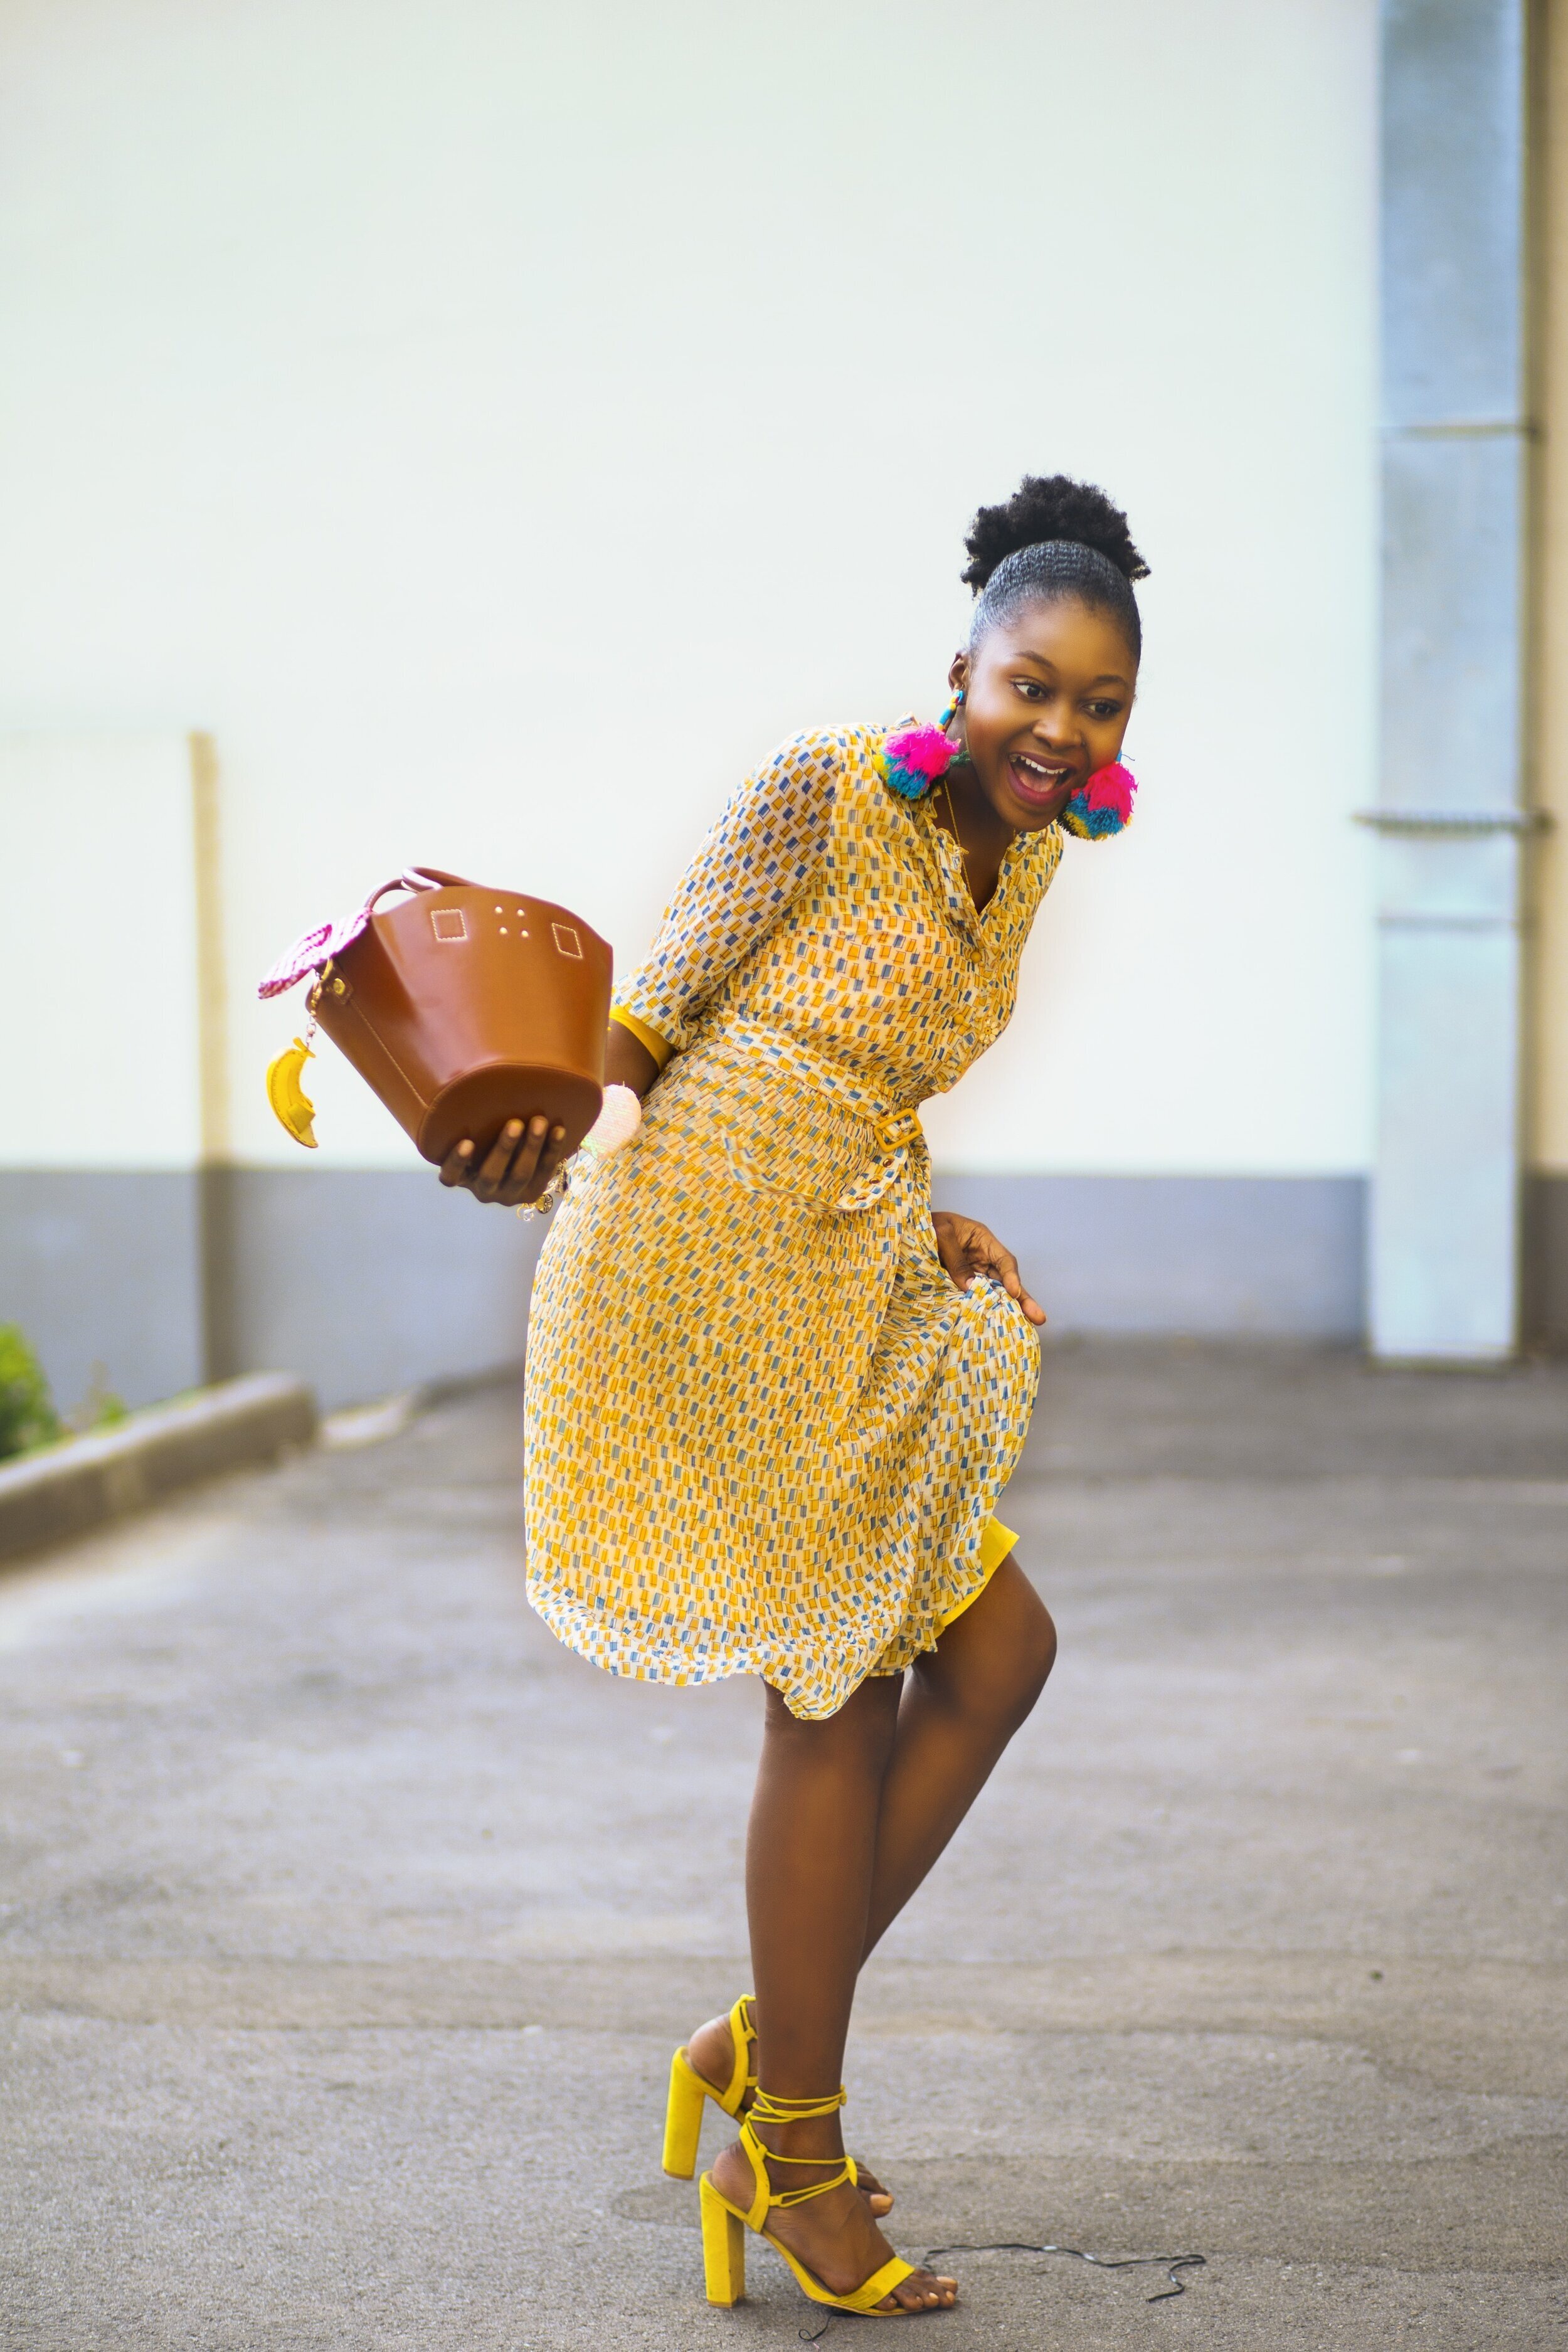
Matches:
[699,2087,919,2318]
[662,1993,758,2178]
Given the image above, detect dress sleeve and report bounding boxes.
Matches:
[612,729,838,1053]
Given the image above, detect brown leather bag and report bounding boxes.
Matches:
[306,868,612,1165]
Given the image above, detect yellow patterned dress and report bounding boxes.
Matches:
[522,722,1062,1720]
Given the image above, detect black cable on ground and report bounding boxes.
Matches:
[924,2240,1207,2300]
[796,2240,1207,2342]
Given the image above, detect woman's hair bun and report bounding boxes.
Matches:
[961,474,1150,594]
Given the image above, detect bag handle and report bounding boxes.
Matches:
[363,865,477,915]
[258,868,475,1000]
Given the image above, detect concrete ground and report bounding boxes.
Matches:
[1,1339,1565,2351]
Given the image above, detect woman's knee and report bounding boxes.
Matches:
[989,1590,1055,1725]
[929,1567,1056,1729]
[1020,1598,1058,1708]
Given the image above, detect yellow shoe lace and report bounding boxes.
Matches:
[743,2087,853,2210]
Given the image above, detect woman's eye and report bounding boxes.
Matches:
[1013,679,1044,700]
[1088,701,1122,721]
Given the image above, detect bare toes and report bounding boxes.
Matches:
[855,2163,893,2218]
[886,2269,956,2311]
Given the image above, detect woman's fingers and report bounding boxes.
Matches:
[931,1213,1046,1317]
[976,1227,1049,1327]
[501,1120,569,1207]
[467,1118,539,1203]
[437,1116,576,1207]
[513,1123,569,1205]
[983,1236,1023,1294]
[930,1209,981,1290]
[936,1235,973,1290]
[464,1119,527,1201]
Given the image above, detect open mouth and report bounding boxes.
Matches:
[1008,752,1076,808]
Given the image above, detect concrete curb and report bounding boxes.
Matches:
[0,1374,318,1565]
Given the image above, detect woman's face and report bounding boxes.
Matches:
[949,595,1137,834]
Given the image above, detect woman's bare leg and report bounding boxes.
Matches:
[709,1675,957,2312]
[746,1676,899,2094]
[862,1556,1056,1957]
[681,1993,894,2213]
[704,1555,1052,2310]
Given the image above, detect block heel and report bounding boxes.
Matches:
[661,1993,756,2179]
[697,2088,924,2318]
[700,2170,747,2305]
[662,2049,708,2178]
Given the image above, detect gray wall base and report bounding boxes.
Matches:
[930,1173,1367,1338]
[1523,1175,1568,1351]
[204,1167,543,1409]
[0,1167,543,1416]
[0,1170,204,1414]
[14,1167,1565,1410]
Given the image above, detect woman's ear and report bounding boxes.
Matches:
[948,650,970,697]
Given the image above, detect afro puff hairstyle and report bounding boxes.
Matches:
[963,474,1148,659]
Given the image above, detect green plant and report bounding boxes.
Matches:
[0,1325,64,1460]
[69,1367,128,1434]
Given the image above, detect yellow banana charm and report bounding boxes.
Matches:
[265,1036,319,1148]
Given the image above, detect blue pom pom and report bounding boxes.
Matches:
[1060,790,1128,840]
[882,753,935,800]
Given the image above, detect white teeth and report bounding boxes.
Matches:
[1017,756,1066,779]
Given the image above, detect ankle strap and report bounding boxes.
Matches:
[728,1994,758,2106]
[739,2086,854,2217]
[749,2086,845,2127]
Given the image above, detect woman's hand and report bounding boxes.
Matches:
[931,1209,1047,1326]
[437,1020,664,1210]
[439,1115,568,1207]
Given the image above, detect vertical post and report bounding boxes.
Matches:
[1370,0,1533,1359]
[191,732,240,1383]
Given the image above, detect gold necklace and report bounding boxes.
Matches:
[939,773,968,864]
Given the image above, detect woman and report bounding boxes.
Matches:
[443,473,1148,2318]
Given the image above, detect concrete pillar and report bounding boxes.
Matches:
[1369,0,1537,1359]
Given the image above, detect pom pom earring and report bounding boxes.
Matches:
[882,691,1139,839]
[1060,759,1137,840]
[881,689,968,801]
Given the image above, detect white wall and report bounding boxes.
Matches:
[0,734,206,1168]
[0,0,1379,1179]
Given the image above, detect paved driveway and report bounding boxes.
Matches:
[1,1342,1565,2349]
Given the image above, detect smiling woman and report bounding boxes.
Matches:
[937,475,1148,898]
[447,475,1147,2319]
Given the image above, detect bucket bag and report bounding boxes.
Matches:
[258,867,612,1163]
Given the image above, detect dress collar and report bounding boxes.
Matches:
[875,718,1057,944]
[917,783,1056,946]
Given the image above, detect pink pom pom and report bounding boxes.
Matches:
[884,724,957,781]
[1083,761,1136,822]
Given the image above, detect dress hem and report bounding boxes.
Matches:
[525,1513,1020,1720]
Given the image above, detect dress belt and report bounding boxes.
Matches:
[692,1019,926,1216]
